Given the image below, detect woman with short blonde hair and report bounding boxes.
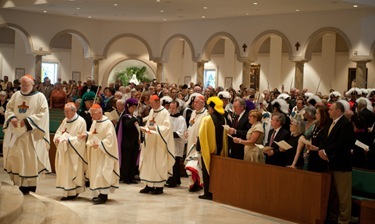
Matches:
[233,109,264,162]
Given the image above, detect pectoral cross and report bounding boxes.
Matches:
[92,128,98,134]
[62,128,69,134]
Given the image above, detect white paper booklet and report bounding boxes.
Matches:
[274,140,293,150]
[222,125,230,131]
[105,110,120,121]
[355,140,369,152]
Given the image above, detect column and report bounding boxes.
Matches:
[242,61,251,89]
[294,61,305,90]
[354,60,369,88]
[321,32,336,93]
[156,62,163,82]
[269,36,282,89]
[91,58,101,84]
[196,61,205,86]
[35,54,43,79]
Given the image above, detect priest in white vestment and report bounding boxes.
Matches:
[81,103,120,204]
[3,75,51,195]
[139,95,175,195]
[54,103,87,200]
[184,94,207,192]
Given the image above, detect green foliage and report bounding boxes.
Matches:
[115,66,151,86]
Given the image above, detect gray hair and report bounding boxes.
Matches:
[75,98,82,104]
[304,105,316,118]
[291,118,305,136]
[357,99,367,110]
[65,103,77,112]
[234,97,246,108]
[272,112,286,125]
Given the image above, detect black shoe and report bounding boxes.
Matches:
[93,194,107,204]
[198,194,213,200]
[165,183,177,188]
[189,184,201,192]
[124,181,132,184]
[19,186,31,195]
[131,180,138,184]
[61,194,79,201]
[139,186,153,194]
[151,187,163,195]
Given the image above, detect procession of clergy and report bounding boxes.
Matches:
[3,74,375,210]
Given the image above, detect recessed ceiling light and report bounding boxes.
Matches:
[253,2,258,5]
[246,13,249,15]
[88,16,92,18]
[156,0,160,2]
[296,9,300,12]
[76,7,80,10]
[353,4,358,8]
[202,16,206,19]
[163,18,167,21]
[43,10,47,13]
[160,10,164,13]
[114,3,118,7]
[203,6,207,10]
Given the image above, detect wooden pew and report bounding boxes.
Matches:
[352,168,375,224]
[210,155,331,224]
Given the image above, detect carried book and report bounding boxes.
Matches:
[355,140,369,152]
[274,140,293,150]
[104,110,119,121]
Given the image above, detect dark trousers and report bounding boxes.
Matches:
[202,158,212,197]
[121,147,138,183]
[167,157,181,186]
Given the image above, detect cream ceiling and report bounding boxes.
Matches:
[1,0,374,22]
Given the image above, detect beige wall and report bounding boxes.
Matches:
[0,8,375,94]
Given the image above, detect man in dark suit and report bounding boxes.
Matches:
[358,98,375,130]
[80,78,98,97]
[264,112,290,166]
[319,101,355,224]
[228,98,251,160]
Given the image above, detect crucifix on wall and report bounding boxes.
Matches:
[242,44,247,52]
[295,42,300,51]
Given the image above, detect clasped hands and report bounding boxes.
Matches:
[263,146,274,156]
[10,118,25,128]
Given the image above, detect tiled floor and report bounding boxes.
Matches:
[0,157,294,224]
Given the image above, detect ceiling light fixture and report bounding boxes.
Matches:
[76,7,80,10]
[156,0,160,2]
[43,10,47,13]
[202,16,206,19]
[253,2,258,5]
[203,6,207,10]
[114,3,118,7]
[160,10,164,13]
[353,5,358,8]
[163,18,167,21]
[88,16,92,18]
[296,9,300,12]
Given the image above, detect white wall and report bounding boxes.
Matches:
[0,43,14,80]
